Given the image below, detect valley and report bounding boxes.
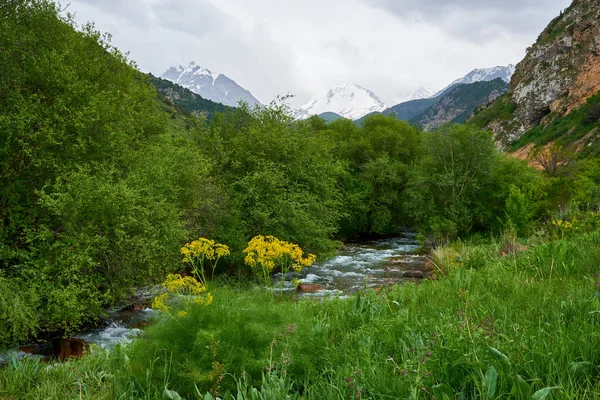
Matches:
[1,0,599,399]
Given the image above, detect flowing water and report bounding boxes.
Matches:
[1,233,426,363]
[276,232,427,297]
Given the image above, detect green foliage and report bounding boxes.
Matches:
[405,124,536,239]
[511,94,600,154]
[320,114,421,236]
[505,184,535,236]
[5,229,600,398]
[193,100,344,256]
[0,0,220,345]
[469,93,517,128]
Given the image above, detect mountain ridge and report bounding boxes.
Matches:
[471,0,600,149]
[296,82,387,120]
[161,61,261,108]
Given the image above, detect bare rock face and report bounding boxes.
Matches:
[487,0,600,145]
[415,80,509,131]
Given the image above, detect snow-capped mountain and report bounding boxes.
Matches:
[160,61,261,108]
[404,87,437,102]
[296,82,387,120]
[434,64,515,97]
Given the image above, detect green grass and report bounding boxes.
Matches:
[510,94,600,155]
[2,231,600,399]
[469,94,517,129]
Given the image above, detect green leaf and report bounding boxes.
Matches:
[432,383,454,400]
[484,366,498,399]
[531,386,560,400]
[489,347,511,373]
[163,388,183,400]
[194,384,203,398]
[569,361,592,377]
[511,375,531,399]
[204,393,214,400]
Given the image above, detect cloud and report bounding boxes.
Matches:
[63,0,572,107]
[364,0,571,42]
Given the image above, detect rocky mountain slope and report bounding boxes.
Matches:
[296,82,387,120]
[149,74,231,120]
[473,0,600,147]
[383,97,439,121]
[434,65,515,97]
[363,65,515,124]
[413,79,509,131]
[161,62,261,108]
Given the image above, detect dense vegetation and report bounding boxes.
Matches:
[469,94,518,130]
[2,225,600,399]
[1,1,600,399]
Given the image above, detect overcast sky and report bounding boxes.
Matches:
[62,0,572,107]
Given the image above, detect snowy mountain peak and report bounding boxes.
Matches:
[297,82,387,120]
[435,64,516,97]
[173,61,220,82]
[161,61,261,108]
[405,87,437,102]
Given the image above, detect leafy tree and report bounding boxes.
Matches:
[0,0,219,345]
[320,114,420,237]
[405,124,499,239]
[194,99,344,257]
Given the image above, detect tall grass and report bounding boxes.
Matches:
[2,232,599,399]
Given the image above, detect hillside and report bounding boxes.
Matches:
[317,112,343,122]
[149,74,232,120]
[413,79,509,131]
[473,0,600,149]
[161,62,261,108]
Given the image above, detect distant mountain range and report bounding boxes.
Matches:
[433,64,515,97]
[404,87,437,102]
[300,64,515,122]
[148,74,232,120]
[296,82,387,120]
[161,61,261,108]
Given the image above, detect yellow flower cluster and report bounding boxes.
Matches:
[552,219,575,230]
[181,237,230,285]
[151,274,213,315]
[244,235,316,273]
[152,292,169,313]
[164,273,207,296]
[243,235,316,287]
[181,238,230,262]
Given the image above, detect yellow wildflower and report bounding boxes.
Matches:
[243,235,316,287]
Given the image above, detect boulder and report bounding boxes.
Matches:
[403,271,424,279]
[297,284,325,293]
[52,338,87,361]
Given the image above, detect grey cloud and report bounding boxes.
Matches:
[67,0,154,27]
[365,0,571,41]
[325,38,362,61]
[151,0,226,39]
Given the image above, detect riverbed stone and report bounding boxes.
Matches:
[297,283,325,293]
[52,338,87,361]
[403,270,425,279]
